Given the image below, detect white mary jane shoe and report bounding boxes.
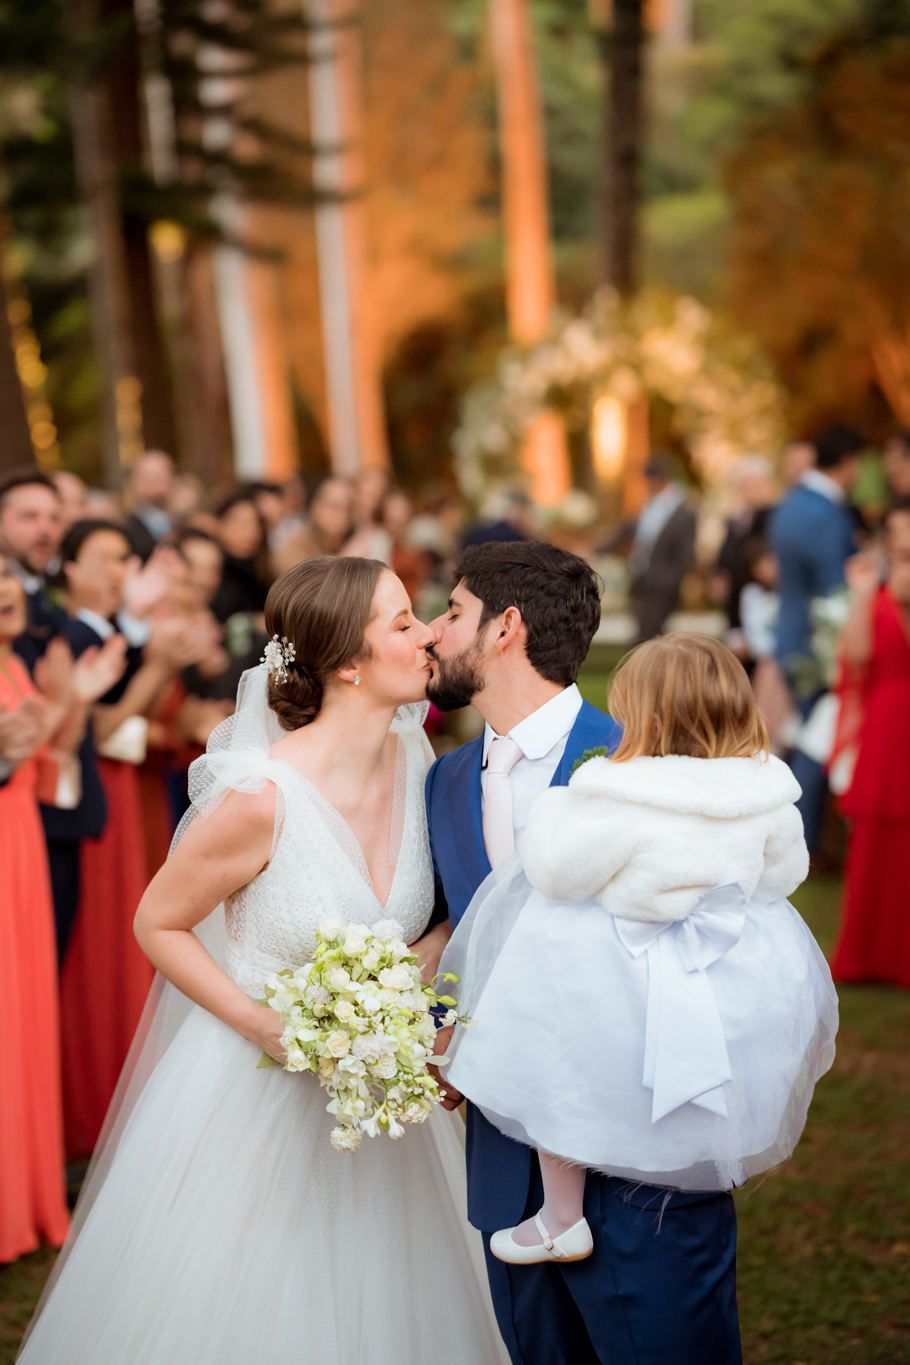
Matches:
[490,1213,594,1265]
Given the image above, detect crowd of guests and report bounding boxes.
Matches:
[2,426,909,1266]
[698,428,910,994]
[0,451,467,1265]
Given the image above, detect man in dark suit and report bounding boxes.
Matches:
[601,453,697,641]
[0,469,117,956]
[711,455,778,632]
[770,425,863,850]
[416,540,741,1365]
[123,449,176,561]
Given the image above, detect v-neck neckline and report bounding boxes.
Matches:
[270,734,406,912]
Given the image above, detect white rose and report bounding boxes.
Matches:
[379,965,412,991]
[319,918,342,942]
[327,967,352,991]
[379,988,402,1009]
[361,948,381,971]
[371,1054,397,1080]
[318,1057,336,1080]
[411,992,430,1013]
[334,1000,356,1023]
[388,938,410,961]
[324,1031,351,1058]
[336,1055,367,1080]
[343,931,367,956]
[284,1044,309,1072]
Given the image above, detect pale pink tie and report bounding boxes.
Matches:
[483,735,523,869]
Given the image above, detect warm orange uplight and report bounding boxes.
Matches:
[591,393,626,481]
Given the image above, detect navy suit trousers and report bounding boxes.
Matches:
[483,1154,741,1365]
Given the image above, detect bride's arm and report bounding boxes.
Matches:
[134,787,287,1061]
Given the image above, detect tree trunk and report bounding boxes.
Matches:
[69,0,178,484]
[489,0,571,505]
[599,0,644,295]
[0,271,35,474]
[307,0,390,475]
[104,0,178,456]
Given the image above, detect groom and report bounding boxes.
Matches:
[419,540,741,1365]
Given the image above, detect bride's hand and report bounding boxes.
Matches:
[411,920,452,985]
[246,1005,287,1064]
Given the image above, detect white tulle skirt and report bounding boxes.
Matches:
[19,1004,506,1365]
[442,864,838,1193]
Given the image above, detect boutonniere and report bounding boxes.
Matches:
[570,746,609,774]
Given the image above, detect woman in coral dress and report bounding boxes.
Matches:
[831,500,910,988]
[56,520,206,1157]
[0,558,71,1262]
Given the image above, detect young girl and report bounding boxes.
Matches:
[440,633,837,1265]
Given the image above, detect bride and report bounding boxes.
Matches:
[20,556,506,1365]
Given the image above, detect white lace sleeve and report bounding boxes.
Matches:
[171,708,287,859]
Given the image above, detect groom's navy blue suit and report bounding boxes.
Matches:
[426,699,742,1365]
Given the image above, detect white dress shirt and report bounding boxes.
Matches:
[76,607,151,647]
[480,683,583,848]
[801,468,847,504]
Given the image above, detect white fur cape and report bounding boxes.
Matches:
[521,753,808,924]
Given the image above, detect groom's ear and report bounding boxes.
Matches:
[492,606,524,655]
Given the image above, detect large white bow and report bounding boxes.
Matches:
[613,884,747,1123]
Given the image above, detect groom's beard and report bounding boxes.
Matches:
[425,639,486,712]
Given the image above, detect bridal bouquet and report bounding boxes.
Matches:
[258,918,471,1152]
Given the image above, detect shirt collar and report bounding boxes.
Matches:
[801,468,846,504]
[75,607,115,640]
[482,683,583,765]
[7,557,43,597]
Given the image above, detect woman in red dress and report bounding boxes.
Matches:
[831,499,910,988]
[56,521,201,1157]
[0,556,73,1261]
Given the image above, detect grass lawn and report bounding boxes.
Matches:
[735,876,910,1365]
[2,660,908,1364]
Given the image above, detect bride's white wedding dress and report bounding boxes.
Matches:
[20,683,506,1365]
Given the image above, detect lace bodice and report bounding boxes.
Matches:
[184,706,436,998]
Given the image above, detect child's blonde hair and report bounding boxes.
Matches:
[609,632,769,762]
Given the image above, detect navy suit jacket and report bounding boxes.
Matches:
[14,598,108,842]
[770,484,856,670]
[425,699,621,1229]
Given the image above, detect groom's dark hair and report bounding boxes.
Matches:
[454,540,601,686]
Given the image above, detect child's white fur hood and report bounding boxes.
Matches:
[521,753,808,924]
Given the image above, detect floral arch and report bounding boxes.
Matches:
[452,291,785,516]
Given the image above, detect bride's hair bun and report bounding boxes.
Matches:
[264,556,384,730]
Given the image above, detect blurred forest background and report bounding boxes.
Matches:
[2,0,910,491]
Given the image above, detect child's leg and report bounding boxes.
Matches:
[511,1150,587,1246]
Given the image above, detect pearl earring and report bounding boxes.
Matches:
[354,675,361,686]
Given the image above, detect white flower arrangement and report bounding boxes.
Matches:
[258,919,472,1151]
[452,288,784,508]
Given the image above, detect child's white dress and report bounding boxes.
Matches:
[441,753,838,1192]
